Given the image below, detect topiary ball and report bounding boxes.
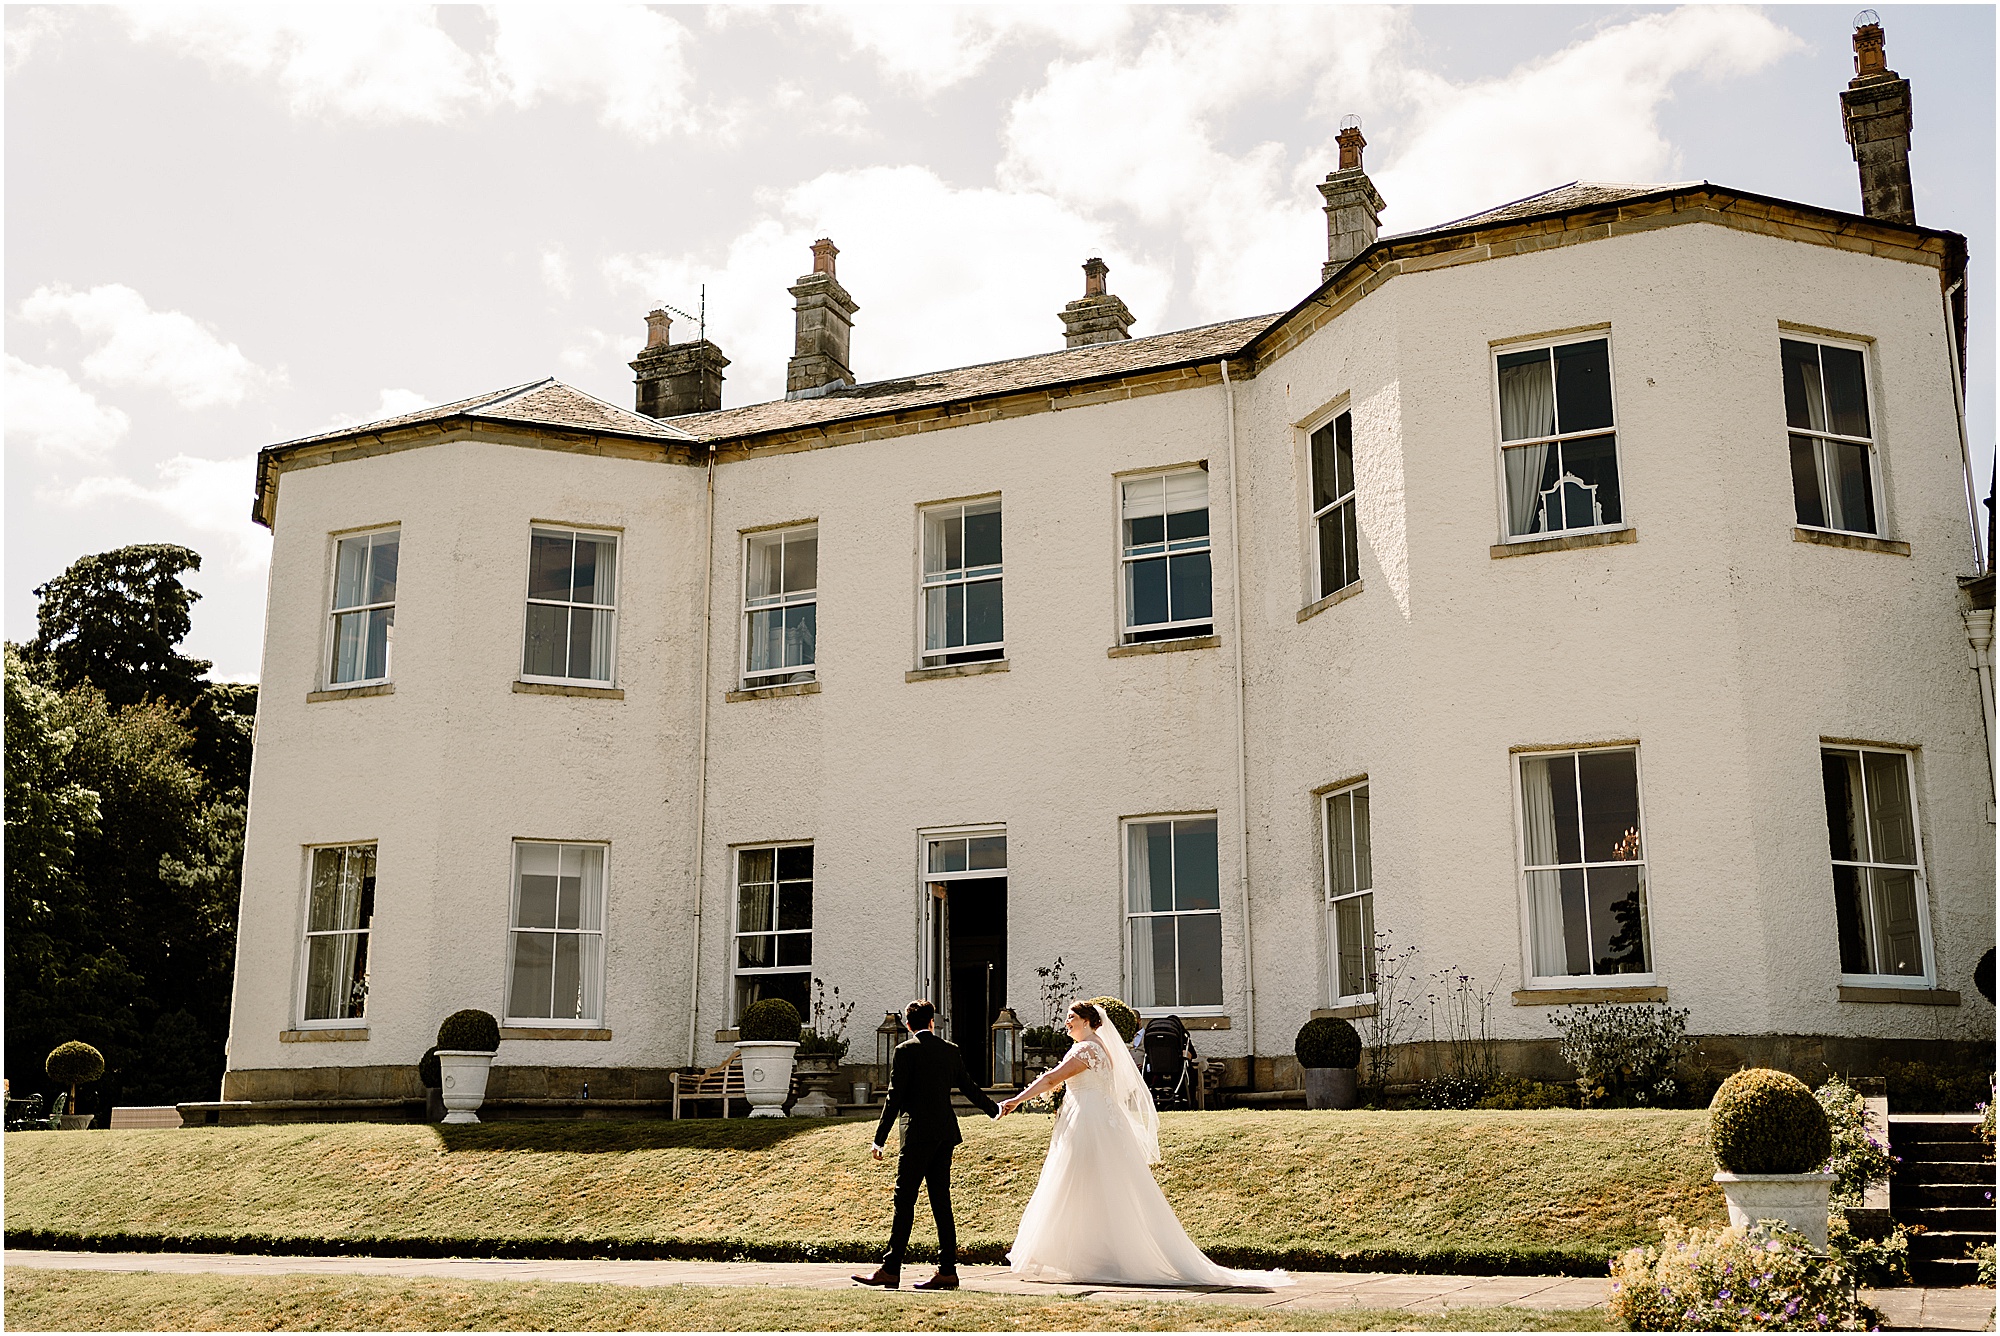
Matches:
[1085,996,1141,1044]
[46,1041,105,1086]
[417,1046,441,1089]
[1296,1016,1362,1069]
[435,1009,500,1052]
[739,998,803,1043]
[1710,1068,1832,1174]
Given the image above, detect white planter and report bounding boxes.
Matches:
[437,1050,496,1124]
[737,1041,798,1119]
[1713,1172,1836,1251]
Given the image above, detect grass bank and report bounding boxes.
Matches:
[2,1270,1616,1332]
[4,1110,1722,1273]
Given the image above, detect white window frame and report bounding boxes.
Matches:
[919,497,1004,666]
[1121,812,1226,1018]
[296,842,377,1029]
[1491,332,1626,544]
[520,525,621,687]
[1513,745,1657,989]
[740,523,818,687]
[1782,333,1883,539]
[1823,746,1935,988]
[1323,781,1374,1006]
[732,841,814,1026]
[1308,412,1360,600]
[503,840,608,1028]
[325,526,399,689]
[1118,467,1214,644]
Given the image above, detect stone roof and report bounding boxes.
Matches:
[668,313,1278,443]
[270,377,697,450]
[1394,181,1696,238]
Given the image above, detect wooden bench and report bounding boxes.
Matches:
[671,1053,745,1119]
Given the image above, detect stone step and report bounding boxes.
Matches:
[1908,1229,1993,1262]
[1896,1139,1994,1163]
[1890,1113,1986,1136]
[1896,1160,1998,1186]
[1911,1255,1982,1286]
[1894,1181,1997,1208]
[1897,1205,1997,1234]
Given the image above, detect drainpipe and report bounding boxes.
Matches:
[1966,606,1996,811]
[1943,278,1979,571]
[1219,358,1256,1077]
[686,442,719,1068]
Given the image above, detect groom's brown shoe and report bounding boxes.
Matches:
[912,1271,959,1291]
[852,1267,900,1289]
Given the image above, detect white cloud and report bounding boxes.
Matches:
[4,355,131,458]
[486,7,696,141]
[52,454,270,573]
[606,165,1171,405]
[325,387,435,430]
[6,6,72,72]
[540,246,573,298]
[20,283,271,409]
[811,6,1134,95]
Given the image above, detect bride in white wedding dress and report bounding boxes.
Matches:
[996,1002,1292,1289]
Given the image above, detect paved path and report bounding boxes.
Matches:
[7,1250,1995,1329]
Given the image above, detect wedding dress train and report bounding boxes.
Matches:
[1007,1032,1292,1289]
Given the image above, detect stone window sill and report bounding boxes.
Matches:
[500,1027,613,1040]
[726,680,821,703]
[306,684,392,703]
[1511,985,1666,1006]
[907,659,1009,682]
[1491,527,1637,560]
[1297,581,1363,623]
[1838,985,1959,1006]
[1312,1002,1377,1020]
[1794,527,1910,557]
[1137,1014,1230,1029]
[280,1028,369,1043]
[714,1028,740,1043]
[514,681,624,700]
[1108,634,1220,658]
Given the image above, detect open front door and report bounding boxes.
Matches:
[920,829,1008,1075]
[925,881,951,1042]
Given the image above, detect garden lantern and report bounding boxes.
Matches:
[875,1011,907,1083]
[990,1007,1023,1089]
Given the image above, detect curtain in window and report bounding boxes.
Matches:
[1520,758,1567,977]
[1500,357,1556,536]
[1127,825,1155,1005]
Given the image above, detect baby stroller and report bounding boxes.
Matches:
[1140,1015,1197,1110]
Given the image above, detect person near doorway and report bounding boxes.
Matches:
[852,998,1001,1291]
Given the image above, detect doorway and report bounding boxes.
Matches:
[922,830,1008,1085]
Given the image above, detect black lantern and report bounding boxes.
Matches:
[875,1010,907,1086]
[990,1007,1023,1090]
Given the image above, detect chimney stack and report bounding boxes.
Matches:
[1059,257,1135,348]
[786,238,859,399]
[1841,12,1916,225]
[1317,117,1386,282]
[631,308,729,418]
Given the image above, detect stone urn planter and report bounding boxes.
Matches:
[1303,1066,1359,1110]
[436,1050,497,1124]
[738,1041,799,1118]
[58,1113,94,1131]
[791,1053,842,1117]
[1713,1171,1836,1251]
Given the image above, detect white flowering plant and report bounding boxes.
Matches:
[1608,1217,1876,1332]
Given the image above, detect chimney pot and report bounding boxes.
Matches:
[1059,257,1134,348]
[1336,117,1366,172]
[787,238,858,398]
[1083,257,1109,297]
[811,237,839,277]
[644,308,673,349]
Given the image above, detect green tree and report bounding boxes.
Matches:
[26,544,211,708]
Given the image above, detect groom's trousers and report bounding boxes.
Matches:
[883,1141,957,1271]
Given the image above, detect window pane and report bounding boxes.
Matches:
[1586,865,1649,973]
[965,579,1003,646]
[576,848,604,932]
[523,604,567,677]
[1868,868,1924,976]
[1525,870,1567,978]
[1178,913,1223,1006]
[746,533,784,603]
[1790,434,1828,527]
[1127,557,1168,627]
[509,932,555,1018]
[738,880,773,934]
[776,879,812,931]
[1520,755,1580,865]
[1351,787,1372,890]
[1310,423,1340,511]
[1167,552,1212,623]
[963,502,1002,568]
[519,875,560,929]
[1327,792,1356,898]
[568,607,612,681]
[1335,892,1373,998]
[747,608,785,673]
[1126,512,1165,549]
[529,531,573,601]
[1825,439,1875,534]
[1318,506,1357,596]
[555,872,580,929]
[1553,339,1613,433]
[1165,507,1209,543]
[1577,750,1641,863]
[366,534,399,605]
[1559,867,1589,976]
[574,536,615,606]
[738,971,810,1022]
[1131,916,1175,1008]
[1781,340,1824,432]
[776,932,811,967]
[775,844,812,882]
[783,604,815,668]
[1832,864,1870,973]
[930,839,967,874]
[1504,444,1557,536]
[553,934,584,1019]
[1130,823,1173,912]
[923,510,957,576]
[364,608,393,682]
[783,532,817,594]
[1862,752,1916,865]
[331,611,369,684]
[1123,475,1167,522]
[309,846,374,932]
[1558,433,1621,527]
[1173,820,1220,911]
[738,846,774,886]
[1821,751,1867,862]
[1334,413,1355,499]
[968,835,1007,870]
[334,536,370,610]
[737,933,775,969]
[304,933,366,1021]
[1497,349,1555,441]
[1164,470,1208,515]
[1821,346,1870,439]
[923,586,951,652]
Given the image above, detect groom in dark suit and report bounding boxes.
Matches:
[853,999,1001,1291]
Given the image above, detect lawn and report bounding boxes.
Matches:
[3,1110,1723,1272]
[1,1270,1617,1332]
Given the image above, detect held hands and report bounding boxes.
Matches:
[870,1144,884,1161]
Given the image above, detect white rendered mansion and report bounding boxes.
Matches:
[217,41,1993,1118]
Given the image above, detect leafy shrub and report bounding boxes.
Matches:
[1711,1068,1831,1175]
[1416,1076,1485,1110]
[1826,1212,1910,1288]
[1295,1017,1361,1069]
[1982,1094,1994,1149]
[1974,1242,1995,1288]
[1084,996,1140,1043]
[737,998,802,1043]
[1881,1060,1994,1113]
[1549,1001,1693,1106]
[45,1041,105,1089]
[1476,1074,1578,1110]
[794,1030,847,1059]
[1814,1077,1895,1205]
[796,978,853,1059]
[1608,1217,1875,1331]
[435,1010,500,1052]
[1021,1025,1066,1054]
[416,1047,441,1089]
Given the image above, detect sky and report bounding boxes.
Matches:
[6,4,1993,682]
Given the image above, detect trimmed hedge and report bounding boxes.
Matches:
[417,1047,441,1090]
[1084,996,1140,1043]
[1296,1017,1362,1070]
[45,1042,105,1087]
[1710,1068,1830,1174]
[738,998,802,1043]
[436,1010,500,1052]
